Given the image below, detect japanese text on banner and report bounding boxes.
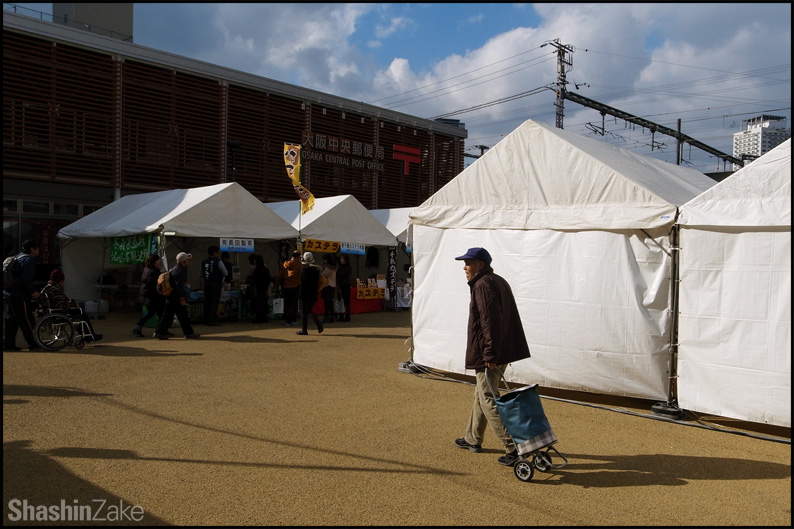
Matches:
[284,143,315,215]
[303,238,341,253]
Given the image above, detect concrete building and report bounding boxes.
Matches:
[732,115,790,169]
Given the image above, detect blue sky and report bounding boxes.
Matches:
[6,3,791,173]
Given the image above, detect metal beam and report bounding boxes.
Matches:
[563,90,743,168]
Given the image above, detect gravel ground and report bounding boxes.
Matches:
[3,310,791,526]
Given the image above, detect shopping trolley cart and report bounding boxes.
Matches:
[487,368,568,482]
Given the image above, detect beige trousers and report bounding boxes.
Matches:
[464,365,516,453]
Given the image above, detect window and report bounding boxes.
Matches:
[82,204,103,215]
[22,201,50,215]
[53,202,80,217]
[3,200,18,214]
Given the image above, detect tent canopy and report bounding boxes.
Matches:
[370,207,414,243]
[58,182,298,240]
[411,119,716,231]
[676,139,791,427]
[679,139,791,227]
[266,195,397,247]
[408,119,718,402]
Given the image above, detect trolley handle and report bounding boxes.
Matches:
[484,366,512,397]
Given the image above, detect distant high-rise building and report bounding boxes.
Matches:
[732,115,790,169]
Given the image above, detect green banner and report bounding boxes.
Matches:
[110,234,158,265]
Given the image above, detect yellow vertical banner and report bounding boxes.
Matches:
[284,143,315,215]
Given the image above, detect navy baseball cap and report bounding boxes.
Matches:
[455,247,492,266]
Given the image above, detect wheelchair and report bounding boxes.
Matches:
[32,294,99,351]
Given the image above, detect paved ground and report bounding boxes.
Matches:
[3,311,791,526]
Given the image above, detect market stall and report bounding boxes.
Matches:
[57,183,299,313]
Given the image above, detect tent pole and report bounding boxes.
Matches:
[297,200,302,250]
[652,224,683,419]
[92,237,109,319]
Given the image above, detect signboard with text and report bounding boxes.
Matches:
[220,238,255,252]
[303,238,340,253]
[356,287,384,300]
[110,234,158,265]
[340,242,365,255]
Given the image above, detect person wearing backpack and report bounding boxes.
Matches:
[154,252,200,340]
[3,239,42,351]
[132,253,169,337]
[201,246,228,327]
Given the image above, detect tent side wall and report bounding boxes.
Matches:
[411,224,672,400]
[677,226,791,427]
[61,237,110,302]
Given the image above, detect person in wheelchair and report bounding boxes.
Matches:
[41,269,103,342]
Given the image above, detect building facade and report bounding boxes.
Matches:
[3,10,467,266]
[732,115,790,170]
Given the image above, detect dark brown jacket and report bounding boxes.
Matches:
[465,267,530,369]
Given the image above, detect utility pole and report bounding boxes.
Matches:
[542,39,575,129]
[543,37,742,170]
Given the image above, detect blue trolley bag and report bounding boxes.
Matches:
[490,372,558,457]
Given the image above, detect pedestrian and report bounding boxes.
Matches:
[246,253,272,323]
[335,254,352,322]
[132,253,167,337]
[3,239,42,351]
[221,251,234,284]
[201,245,228,326]
[320,253,337,323]
[453,247,530,467]
[277,250,302,327]
[41,269,103,342]
[296,252,323,336]
[154,252,200,340]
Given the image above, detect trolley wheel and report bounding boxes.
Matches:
[534,452,553,472]
[514,459,535,482]
[34,313,75,351]
[73,338,85,349]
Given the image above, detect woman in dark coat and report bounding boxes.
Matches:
[246,253,272,323]
[132,253,166,337]
[335,254,352,322]
[296,252,323,336]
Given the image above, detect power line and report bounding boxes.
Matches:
[368,45,549,105]
[429,85,553,119]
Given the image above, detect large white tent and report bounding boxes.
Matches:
[58,182,299,301]
[266,195,398,247]
[371,207,414,244]
[409,119,716,401]
[677,139,791,427]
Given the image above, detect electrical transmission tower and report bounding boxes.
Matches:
[543,39,575,129]
[546,38,742,169]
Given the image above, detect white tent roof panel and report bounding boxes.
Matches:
[411,120,716,231]
[679,139,791,227]
[267,195,397,246]
[370,207,413,243]
[58,182,298,240]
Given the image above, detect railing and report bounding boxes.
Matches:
[3,3,133,42]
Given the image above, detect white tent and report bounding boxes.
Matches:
[266,195,398,247]
[371,207,414,243]
[58,182,299,301]
[409,119,716,401]
[677,139,791,427]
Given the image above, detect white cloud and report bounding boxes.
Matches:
[375,16,413,39]
[129,3,790,171]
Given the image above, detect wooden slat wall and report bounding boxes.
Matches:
[3,30,465,209]
[3,31,117,186]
